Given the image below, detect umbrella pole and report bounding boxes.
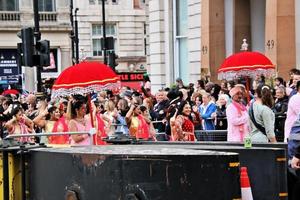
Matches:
[88,94,95,145]
[88,94,95,128]
[245,77,250,104]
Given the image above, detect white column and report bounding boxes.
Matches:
[60,47,72,71]
[149,0,166,92]
[225,0,234,57]
[164,0,174,86]
[250,0,266,53]
[187,0,201,84]
[23,67,36,93]
[172,0,179,80]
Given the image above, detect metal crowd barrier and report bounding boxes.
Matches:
[4,131,95,145]
[194,130,227,141]
[3,128,286,143]
[3,114,287,143]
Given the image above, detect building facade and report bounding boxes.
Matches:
[0,0,72,92]
[73,0,148,73]
[202,0,300,82]
[148,0,201,91]
[148,0,300,92]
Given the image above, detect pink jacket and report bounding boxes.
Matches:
[226,102,249,142]
[284,93,300,141]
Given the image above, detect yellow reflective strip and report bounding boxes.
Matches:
[229,162,240,167]
[276,157,286,162]
[232,198,242,200]
[279,192,288,197]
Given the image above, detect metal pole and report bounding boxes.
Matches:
[5,131,96,145]
[3,152,9,200]
[102,0,107,65]
[33,0,42,92]
[5,131,91,139]
[20,149,26,200]
[74,8,79,64]
[70,0,75,65]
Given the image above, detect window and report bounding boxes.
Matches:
[38,0,56,12]
[89,0,119,5]
[97,0,108,5]
[0,0,19,11]
[89,0,95,5]
[92,24,116,38]
[92,24,117,56]
[174,0,189,83]
[134,0,146,9]
[133,0,140,9]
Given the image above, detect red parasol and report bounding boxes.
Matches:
[51,61,120,98]
[218,51,275,80]
[51,61,120,144]
[2,89,20,95]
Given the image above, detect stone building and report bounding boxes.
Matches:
[148,0,300,91]
[202,0,300,82]
[2,0,300,92]
[148,0,201,91]
[73,0,148,73]
[0,0,72,92]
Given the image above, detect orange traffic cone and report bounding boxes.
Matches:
[240,167,253,200]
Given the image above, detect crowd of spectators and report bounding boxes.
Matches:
[2,70,300,199]
[0,69,300,147]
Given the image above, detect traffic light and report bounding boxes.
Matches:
[17,43,23,68]
[20,27,34,66]
[17,27,50,67]
[108,51,118,71]
[101,37,115,50]
[35,40,50,66]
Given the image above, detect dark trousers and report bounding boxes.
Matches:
[288,168,300,200]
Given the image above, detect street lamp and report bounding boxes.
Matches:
[69,0,75,65]
[101,0,107,65]
[74,8,79,64]
[33,0,42,92]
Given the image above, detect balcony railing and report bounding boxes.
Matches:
[0,11,58,22]
[39,12,57,21]
[0,11,20,21]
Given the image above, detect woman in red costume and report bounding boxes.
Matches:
[5,105,34,143]
[92,101,109,145]
[170,101,196,141]
[33,106,69,144]
[125,97,151,140]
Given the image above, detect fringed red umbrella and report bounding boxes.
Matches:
[218,51,275,102]
[52,61,120,98]
[218,51,275,80]
[51,61,120,145]
[2,89,20,95]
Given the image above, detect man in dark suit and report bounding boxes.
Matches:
[152,90,169,133]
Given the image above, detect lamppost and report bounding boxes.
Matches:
[102,0,107,65]
[70,0,75,65]
[33,0,42,92]
[74,8,79,64]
